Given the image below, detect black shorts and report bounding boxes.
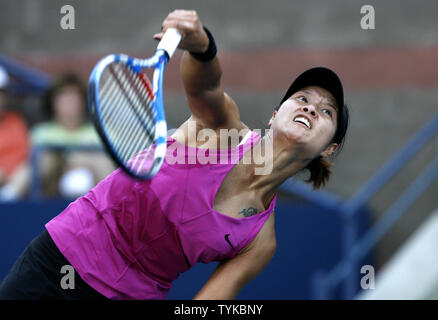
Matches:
[0,229,107,300]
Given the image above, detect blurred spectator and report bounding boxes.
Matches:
[0,65,30,201]
[32,73,114,198]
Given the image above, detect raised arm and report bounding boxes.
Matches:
[155,10,243,130]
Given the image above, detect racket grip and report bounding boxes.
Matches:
[157,28,182,59]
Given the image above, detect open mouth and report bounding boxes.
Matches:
[293,116,311,129]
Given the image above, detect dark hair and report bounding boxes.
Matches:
[273,101,350,189]
[42,73,87,121]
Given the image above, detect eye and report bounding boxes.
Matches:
[322,108,333,118]
[296,95,307,103]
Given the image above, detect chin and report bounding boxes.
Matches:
[272,127,305,149]
[286,126,309,143]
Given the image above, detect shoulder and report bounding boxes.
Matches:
[2,111,23,122]
[190,112,249,133]
[1,112,28,132]
[31,122,101,146]
[188,90,247,132]
[239,211,276,258]
[172,115,250,148]
[193,211,276,299]
[223,211,276,284]
[77,123,101,143]
[31,122,56,142]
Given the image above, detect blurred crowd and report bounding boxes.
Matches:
[0,64,115,202]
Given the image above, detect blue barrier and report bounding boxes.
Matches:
[0,199,71,281]
[0,194,371,299]
[0,54,51,95]
[315,111,438,299]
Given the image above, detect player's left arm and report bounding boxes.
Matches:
[193,213,276,300]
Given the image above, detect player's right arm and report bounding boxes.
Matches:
[155,10,243,131]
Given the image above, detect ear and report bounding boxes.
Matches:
[268,110,277,127]
[320,143,338,158]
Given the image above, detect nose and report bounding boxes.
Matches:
[302,105,317,117]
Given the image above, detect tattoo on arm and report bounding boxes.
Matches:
[238,207,258,217]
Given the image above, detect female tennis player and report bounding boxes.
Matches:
[0,10,349,300]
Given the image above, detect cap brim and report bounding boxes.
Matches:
[280,67,344,110]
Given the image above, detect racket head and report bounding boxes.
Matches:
[88,53,168,180]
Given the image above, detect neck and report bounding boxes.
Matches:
[242,129,311,206]
[56,117,82,131]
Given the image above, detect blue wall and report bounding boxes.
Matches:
[0,197,371,299]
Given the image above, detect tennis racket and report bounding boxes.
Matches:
[88,28,181,180]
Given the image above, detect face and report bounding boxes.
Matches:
[53,85,85,129]
[269,85,339,159]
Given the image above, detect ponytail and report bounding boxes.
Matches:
[305,156,332,189]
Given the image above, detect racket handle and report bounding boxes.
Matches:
[157,28,182,59]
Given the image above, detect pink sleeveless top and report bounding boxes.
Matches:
[45,130,277,299]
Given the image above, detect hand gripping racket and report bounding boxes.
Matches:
[88,28,181,180]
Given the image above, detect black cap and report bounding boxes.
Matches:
[280,67,347,144]
[280,67,344,108]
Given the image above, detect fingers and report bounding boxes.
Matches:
[153,32,163,41]
[166,9,198,23]
[154,10,208,52]
[161,9,202,37]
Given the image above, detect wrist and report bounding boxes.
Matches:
[190,26,217,62]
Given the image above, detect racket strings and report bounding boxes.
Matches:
[109,65,154,159]
[98,62,158,169]
[102,65,145,155]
